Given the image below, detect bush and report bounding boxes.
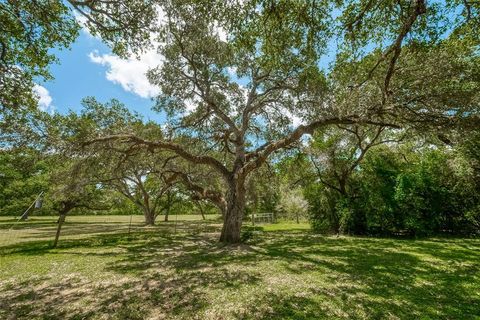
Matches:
[307,145,480,236]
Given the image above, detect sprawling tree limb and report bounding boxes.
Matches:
[168,171,227,213]
[83,134,231,178]
[243,116,401,174]
[383,0,426,100]
[357,0,427,94]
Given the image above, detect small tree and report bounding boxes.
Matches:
[98,150,179,225]
[276,187,308,224]
[48,158,108,247]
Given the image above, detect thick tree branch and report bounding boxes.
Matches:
[383,0,427,100]
[357,0,427,95]
[83,134,231,178]
[244,116,401,173]
[166,171,227,211]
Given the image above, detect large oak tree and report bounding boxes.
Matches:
[75,0,480,243]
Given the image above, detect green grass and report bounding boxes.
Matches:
[0,215,479,319]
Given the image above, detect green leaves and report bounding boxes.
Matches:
[0,148,49,215]
[0,0,79,113]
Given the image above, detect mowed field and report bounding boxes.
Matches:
[0,215,479,320]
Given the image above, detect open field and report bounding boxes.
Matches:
[0,215,219,247]
[0,215,479,319]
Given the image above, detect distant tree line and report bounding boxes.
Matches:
[1,125,479,237]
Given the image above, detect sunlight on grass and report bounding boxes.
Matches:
[0,215,221,247]
[0,216,479,319]
[261,221,310,232]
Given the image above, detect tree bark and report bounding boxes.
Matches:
[53,214,66,248]
[219,178,246,243]
[144,209,155,226]
[197,202,206,220]
[164,206,170,222]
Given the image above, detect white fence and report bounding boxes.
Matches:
[251,212,275,224]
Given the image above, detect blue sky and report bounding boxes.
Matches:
[36,30,165,123]
[36,25,335,128]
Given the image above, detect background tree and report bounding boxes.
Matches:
[276,187,308,224]
[46,155,109,247]
[97,150,179,225]
[305,125,404,233]
[305,136,480,236]
[57,97,228,221]
[0,147,48,215]
[159,188,183,222]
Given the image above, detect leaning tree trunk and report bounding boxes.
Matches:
[53,213,67,248]
[197,202,206,220]
[219,178,246,243]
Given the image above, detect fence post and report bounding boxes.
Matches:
[174,211,178,234]
[128,215,133,234]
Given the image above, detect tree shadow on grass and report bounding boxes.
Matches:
[99,231,480,319]
[1,226,479,319]
[1,232,261,319]
[0,268,260,320]
[245,233,480,319]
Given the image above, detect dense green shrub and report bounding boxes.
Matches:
[305,184,339,233]
[308,144,480,236]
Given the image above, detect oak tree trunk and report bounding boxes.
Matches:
[219,178,246,243]
[164,206,170,222]
[144,209,155,226]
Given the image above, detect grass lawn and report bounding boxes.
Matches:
[0,215,479,319]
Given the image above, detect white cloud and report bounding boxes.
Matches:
[85,6,167,99]
[33,84,54,113]
[89,50,162,99]
[87,8,226,101]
